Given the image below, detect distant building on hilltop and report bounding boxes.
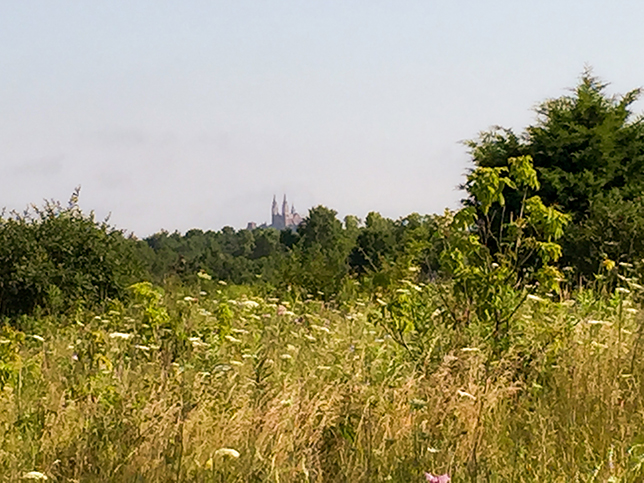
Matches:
[246,195,303,231]
[271,195,302,229]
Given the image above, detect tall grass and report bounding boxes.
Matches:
[1,280,643,481]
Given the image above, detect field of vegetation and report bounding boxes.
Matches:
[3,73,644,481]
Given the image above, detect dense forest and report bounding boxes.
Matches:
[3,72,644,481]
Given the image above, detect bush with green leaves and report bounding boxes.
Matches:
[373,155,570,359]
[0,191,144,318]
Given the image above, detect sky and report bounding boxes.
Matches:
[2,1,644,237]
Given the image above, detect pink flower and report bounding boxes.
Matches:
[425,473,450,483]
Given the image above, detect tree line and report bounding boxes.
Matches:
[2,70,644,318]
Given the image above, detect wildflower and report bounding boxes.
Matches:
[457,390,476,400]
[214,448,240,458]
[189,338,209,348]
[526,294,545,302]
[587,320,612,326]
[425,473,450,482]
[109,332,133,340]
[213,364,232,372]
[22,472,48,480]
[197,270,212,280]
[277,305,292,316]
[410,399,427,410]
[602,259,616,271]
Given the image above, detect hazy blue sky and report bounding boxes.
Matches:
[2,1,644,236]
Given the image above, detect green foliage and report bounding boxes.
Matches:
[2,277,644,481]
[143,226,286,286]
[440,156,570,346]
[349,212,396,275]
[279,206,356,298]
[467,69,644,278]
[0,191,144,318]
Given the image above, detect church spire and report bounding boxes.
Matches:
[272,195,279,215]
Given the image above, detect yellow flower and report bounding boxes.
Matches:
[602,259,616,271]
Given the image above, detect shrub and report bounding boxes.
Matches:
[0,190,145,318]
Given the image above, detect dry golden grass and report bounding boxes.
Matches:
[1,284,644,482]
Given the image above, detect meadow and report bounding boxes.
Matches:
[3,72,644,481]
[2,272,644,482]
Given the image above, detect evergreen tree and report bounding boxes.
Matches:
[466,70,644,276]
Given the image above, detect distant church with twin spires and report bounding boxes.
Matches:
[271,195,302,230]
[246,195,303,230]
